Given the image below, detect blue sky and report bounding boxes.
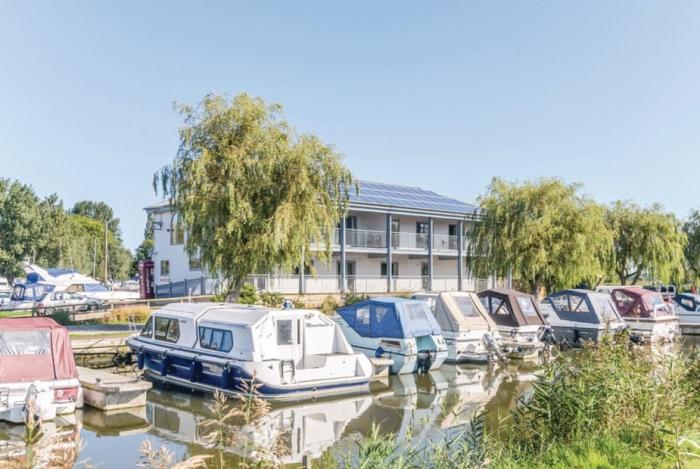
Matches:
[1,1,699,250]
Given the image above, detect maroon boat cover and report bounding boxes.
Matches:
[0,317,78,382]
[611,287,669,319]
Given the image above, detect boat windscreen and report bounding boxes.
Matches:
[0,330,51,355]
[453,296,479,317]
[516,297,538,317]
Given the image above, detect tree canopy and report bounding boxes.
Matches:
[154,93,354,296]
[71,200,122,239]
[606,201,686,286]
[468,178,612,296]
[682,209,700,288]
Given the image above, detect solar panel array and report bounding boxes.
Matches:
[349,180,477,214]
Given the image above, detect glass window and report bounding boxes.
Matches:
[154,317,179,343]
[517,297,538,316]
[550,295,570,312]
[681,297,695,309]
[375,305,390,323]
[613,291,634,311]
[160,260,170,276]
[277,320,293,345]
[141,317,154,338]
[483,296,511,315]
[453,296,478,317]
[356,307,371,326]
[189,256,202,271]
[0,330,51,355]
[198,327,233,352]
[405,303,427,321]
[170,217,185,245]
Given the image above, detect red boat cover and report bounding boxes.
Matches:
[0,317,78,383]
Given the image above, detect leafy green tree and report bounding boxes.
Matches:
[155,93,354,297]
[70,200,122,239]
[682,209,700,288]
[606,201,686,286]
[468,178,612,296]
[130,213,155,277]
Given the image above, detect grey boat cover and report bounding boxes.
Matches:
[543,289,622,325]
[477,289,548,328]
[413,292,497,333]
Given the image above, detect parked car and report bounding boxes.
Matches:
[0,292,11,307]
[0,276,10,293]
[34,291,102,316]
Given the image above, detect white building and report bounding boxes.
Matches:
[145,181,497,297]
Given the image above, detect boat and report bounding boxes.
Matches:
[412,292,504,364]
[672,292,700,335]
[477,289,553,359]
[126,302,374,400]
[333,297,448,375]
[2,264,139,310]
[540,289,628,345]
[0,318,81,423]
[610,287,679,343]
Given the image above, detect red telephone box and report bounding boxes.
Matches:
[138,260,155,299]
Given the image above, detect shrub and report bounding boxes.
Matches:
[344,293,368,306]
[293,299,306,309]
[260,292,283,307]
[103,306,152,324]
[50,309,73,325]
[320,295,338,315]
[238,284,259,305]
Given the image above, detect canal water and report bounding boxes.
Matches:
[3,338,699,467]
[0,361,541,468]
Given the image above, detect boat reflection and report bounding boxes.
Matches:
[145,387,374,465]
[0,415,80,466]
[79,406,151,437]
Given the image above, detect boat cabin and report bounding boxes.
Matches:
[674,293,700,312]
[0,318,80,423]
[611,287,675,318]
[477,289,548,329]
[336,298,442,340]
[413,292,497,335]
[542,289,623,325]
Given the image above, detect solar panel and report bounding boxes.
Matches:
[348,181,478,215]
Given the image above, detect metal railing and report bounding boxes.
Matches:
[314,229,466,252]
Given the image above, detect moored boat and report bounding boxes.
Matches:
[413,292,504,364]
[611,287,679,343]
[126,303,373,401]
[334,297,448,374]
[0,318,81,423]
[477,289,553,359]
[540,289,628,345]
[672,292,700,335]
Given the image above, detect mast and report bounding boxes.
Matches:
[104,220,109,283]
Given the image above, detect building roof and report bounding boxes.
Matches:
[145,180,479,218]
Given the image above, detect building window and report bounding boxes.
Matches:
[189,256,202,271]
[380,262,399,276]
[170,216,185,245]
[160,260,170,276]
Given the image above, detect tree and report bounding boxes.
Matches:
[70,200,122,239]
[468,178,612,296]
[130,213,155,277]
[606,201,686,286]
[682,209,700,288]
[154,93,354,297]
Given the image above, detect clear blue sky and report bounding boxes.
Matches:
[1,1,699,250]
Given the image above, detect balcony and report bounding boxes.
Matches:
[325,229,465,252]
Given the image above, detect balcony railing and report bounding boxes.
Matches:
[317,229,466,251]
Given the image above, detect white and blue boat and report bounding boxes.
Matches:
[333,298,447,375]
[126,303,373,401]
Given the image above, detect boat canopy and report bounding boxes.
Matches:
[612,287,674,318]
[477,289,547,328]
[413,292,495,333]
[0,317,78,383]
[543,289,622,324]
[674,293,700,312]
[337,297,441,339]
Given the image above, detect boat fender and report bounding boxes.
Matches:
[190,358,202,382]
[137,348,145,370]
[160,352,170,376]
[220,361,235,388]
[374,346,385,358]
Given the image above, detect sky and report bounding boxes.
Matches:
[1,1,699,250]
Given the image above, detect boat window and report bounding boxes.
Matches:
[595,298,619,319]
[681,297,695,309]
[516,297,538,317]
[484,296,511,316]
[453,296,478,317]
[612,291,634,311]
[65,284,85,293]
[405,303,427,321]
[198,327,233,352]
[277,320,293,345]
[141,317,154,338]
[356,307,371,326]
[0,330,51,355]
[83,283,109,292]
[375,305,391,323]
[154,317,180,343]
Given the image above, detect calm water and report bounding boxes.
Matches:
[3,338,700,467]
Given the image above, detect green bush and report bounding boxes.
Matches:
[49,309,73,325]
[320,295,338,315]
[344,293,368,306]
[238,284,259,304]
[293,299,306,309]
[260,291,283,307]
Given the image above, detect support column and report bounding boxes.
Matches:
[299,248,305,295]
[386,213,393,293]
[457,220,464,291]
[340,220,347,293]
[428,218,434,292]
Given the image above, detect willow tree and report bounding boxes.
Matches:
[606,201,686,286]
[684,209,700,288]
[468,178,612,296]
[154,93,354,297]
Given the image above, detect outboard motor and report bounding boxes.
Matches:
[24,381,55,422]
[416,350,435,373]
[537,326,557,345]
[483,332,507,363]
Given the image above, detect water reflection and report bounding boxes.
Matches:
[0,415,80,466]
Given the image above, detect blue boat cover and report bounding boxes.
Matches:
[337,297,442,339]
